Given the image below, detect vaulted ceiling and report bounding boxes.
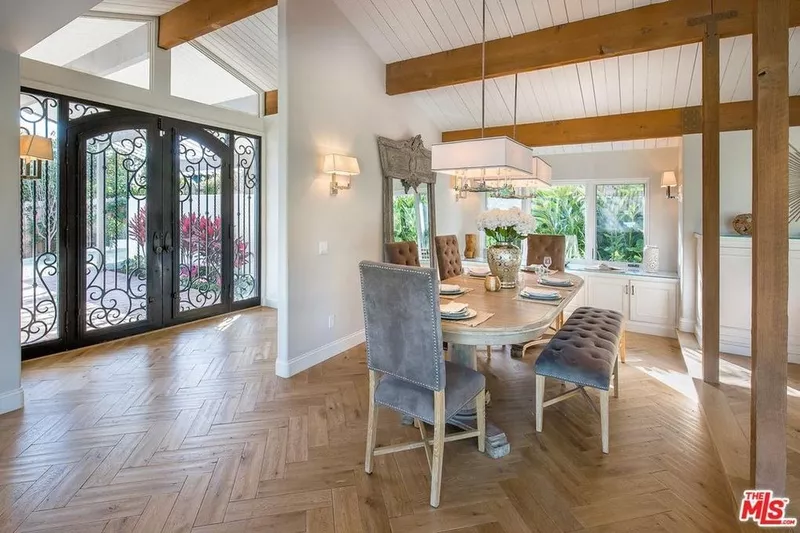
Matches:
[92,0,278,91]
[332,0,800,135]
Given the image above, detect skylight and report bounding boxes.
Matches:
[22,16,151,90]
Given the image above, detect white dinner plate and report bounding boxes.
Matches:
[441,308,478,321]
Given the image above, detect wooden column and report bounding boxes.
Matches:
[751,0,790,493]
[701,8,721,385]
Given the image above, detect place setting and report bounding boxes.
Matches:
[439,301,494,327]
[515,285,564,306]
[439,282,473,300]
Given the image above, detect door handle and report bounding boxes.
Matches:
[164,231,174,253]
[153,231,163,254]
[631,284,635,296]
[624,284,629,295]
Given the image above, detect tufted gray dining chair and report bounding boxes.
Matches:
[359,260,486,508]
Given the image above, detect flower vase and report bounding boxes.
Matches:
[487,243,522,288]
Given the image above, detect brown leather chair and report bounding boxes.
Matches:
[526,234,566,270]
[385,241,420,267]
[434,235,463,280]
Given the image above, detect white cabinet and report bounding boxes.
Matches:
[580,273,678,338]
[629,279,677,327]
[587,275,629,316]
[564,272,586,314]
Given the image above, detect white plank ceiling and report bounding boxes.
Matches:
[91,0,277,91]
[332,0,800,135]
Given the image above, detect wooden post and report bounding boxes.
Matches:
[751,0,790,493]
[701,9,721,385]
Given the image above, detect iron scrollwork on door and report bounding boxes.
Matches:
[83,129,149,331]
[19,92,60,346]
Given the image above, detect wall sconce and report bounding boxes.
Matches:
[323,154,360,196]
[661,170,679,200]
[20,134,54,180]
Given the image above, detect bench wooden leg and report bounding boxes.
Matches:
[619,331,626,363]
[600,390,610,454]
[535,375,545,432]
[613,357,620,399]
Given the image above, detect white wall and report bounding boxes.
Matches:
[542,147,681,273]
[0,49,24,414]
[680,129,800,332]
[276,0,442,376]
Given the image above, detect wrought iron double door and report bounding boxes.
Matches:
[54,113,256,350]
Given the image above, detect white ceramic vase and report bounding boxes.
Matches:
[643,245,659,273]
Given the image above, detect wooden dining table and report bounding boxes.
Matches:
[440,269,584,459]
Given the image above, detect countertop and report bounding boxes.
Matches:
[462,258,679,281]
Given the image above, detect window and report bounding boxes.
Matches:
[595,184,646,263]
[480,180,647,265]
[23,16,151,90]
[530,185,586,260]
[171,44,259,115]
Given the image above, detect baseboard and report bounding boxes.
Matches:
[678,318,696,333]
[0,387,24,415]
[692,323,800,364]
[276,329,365,378]
[626,321,677,339]
[263,299,279,309]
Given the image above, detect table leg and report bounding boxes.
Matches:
[449,344,510,459]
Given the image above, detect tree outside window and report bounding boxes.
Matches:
[530,185,586,260]
[595,184,645,263]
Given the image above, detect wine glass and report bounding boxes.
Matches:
[543,256,553,272]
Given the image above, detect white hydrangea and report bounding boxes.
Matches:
[476,207,536,242]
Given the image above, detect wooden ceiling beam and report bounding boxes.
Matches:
[158,0,278,50]
[440,96,800,147]
[386,0,800,95]
[264,90,278,116]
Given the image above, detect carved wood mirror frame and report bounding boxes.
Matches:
[377,135,438,271]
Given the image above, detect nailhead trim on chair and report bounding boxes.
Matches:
[359,262,443,391]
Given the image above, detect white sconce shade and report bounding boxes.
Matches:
[431,137,533,179]
[19,134,54,180]
[324,154,359,196]
[323,154,360,176]
[661,170,679,199]
[660,171,677,188]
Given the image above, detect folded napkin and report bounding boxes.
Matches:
[468,267,490,276]
[539,277,572,287]
[439,283,461,293]
[520,287,560,299]
[440,302,469,315]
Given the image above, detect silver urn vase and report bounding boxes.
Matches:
[487,243,522,289]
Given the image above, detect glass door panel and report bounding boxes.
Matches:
[83,129,149,331]
[177,135,224,312]
[233,135,259,302]
[20,92,60,345]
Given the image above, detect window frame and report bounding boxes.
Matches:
[481,178,649,267]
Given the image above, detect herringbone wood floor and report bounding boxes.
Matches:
[0,307,743,532]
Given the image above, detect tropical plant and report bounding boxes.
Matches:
[530,186,586,258]
[392,193,429,245]
[596,184,645,263]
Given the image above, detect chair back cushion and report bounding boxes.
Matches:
[359,261,445,391]
[384,241,420,266]
[526,234,566,270]
[434,235,463,280]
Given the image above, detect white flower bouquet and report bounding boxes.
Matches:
[476,207,536,244]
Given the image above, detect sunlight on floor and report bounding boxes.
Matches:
[216,314,241,331]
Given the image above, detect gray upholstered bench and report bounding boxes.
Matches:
[533,307,626,454]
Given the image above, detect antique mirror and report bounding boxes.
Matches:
[377,135,437,269]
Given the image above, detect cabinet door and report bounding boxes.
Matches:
[586,276,629,317]
[630,280,677,326]
[564,273,587,314]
